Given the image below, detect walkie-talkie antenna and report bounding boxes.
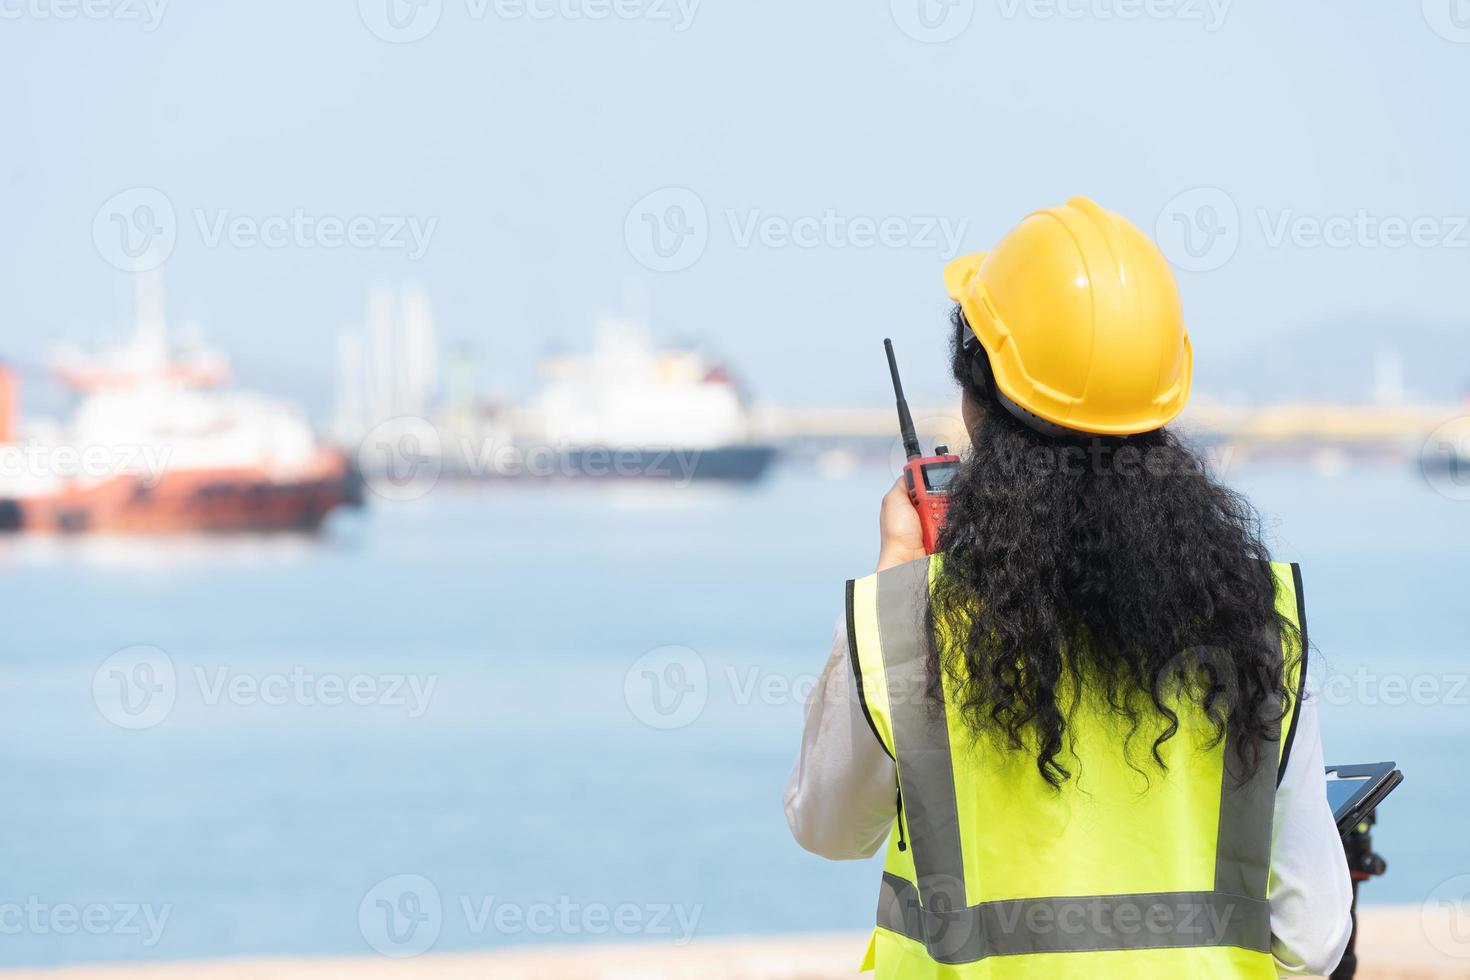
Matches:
[884,338,922,460]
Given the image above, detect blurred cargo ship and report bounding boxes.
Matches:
[509,316,776,483]
[336,295,775,489]
[0,274,358,534]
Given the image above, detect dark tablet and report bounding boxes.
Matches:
[1325,762,1403,836]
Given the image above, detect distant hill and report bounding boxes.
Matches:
[1195,313,1470,405]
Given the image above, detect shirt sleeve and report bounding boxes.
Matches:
[1267,682,1354,977]
[783,615,898,860]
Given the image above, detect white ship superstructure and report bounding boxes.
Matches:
[534,317,753,450]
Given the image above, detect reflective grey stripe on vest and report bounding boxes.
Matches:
[870,559,1278,963]
[877,873,1271,965]
[875,558,967,912]
[1215,728,1276,905]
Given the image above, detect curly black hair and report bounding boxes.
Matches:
[928,306,1297,788]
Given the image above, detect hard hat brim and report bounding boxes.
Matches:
[943,253,987,303]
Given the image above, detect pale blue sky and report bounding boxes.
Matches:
[3,1,1468,412]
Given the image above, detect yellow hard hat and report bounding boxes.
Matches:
[944,196,1192,436]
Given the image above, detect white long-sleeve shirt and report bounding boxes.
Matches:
[785,616,1354,978]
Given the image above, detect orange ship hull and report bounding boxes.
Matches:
[1,450,361,535]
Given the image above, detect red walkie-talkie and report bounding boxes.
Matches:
[885,339,961,555]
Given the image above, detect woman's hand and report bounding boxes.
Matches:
[877,476,927,572]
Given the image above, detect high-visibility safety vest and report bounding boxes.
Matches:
[846,556,1307,979]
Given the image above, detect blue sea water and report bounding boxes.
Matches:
[0,465,1466,967]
